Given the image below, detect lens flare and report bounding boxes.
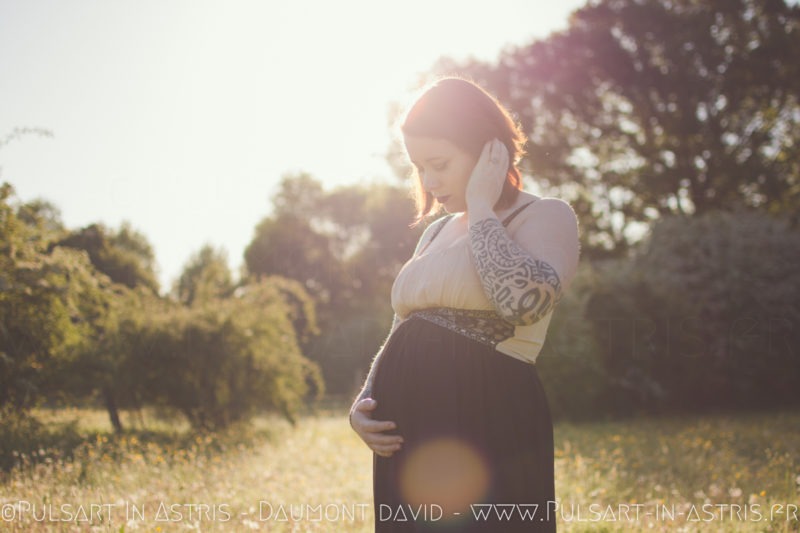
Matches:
[399,437,491,516]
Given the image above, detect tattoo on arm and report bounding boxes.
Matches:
[469,217,562,326]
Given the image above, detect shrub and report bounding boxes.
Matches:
[0,406,82,473]
[121,277,324,430]
[584,208,800,415]
[537,261,612,421]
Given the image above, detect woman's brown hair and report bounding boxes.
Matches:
[400,77,527,223]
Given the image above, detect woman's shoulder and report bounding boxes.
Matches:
[420,212,455,238]
[510,192,578,225]
[513,192,581,286]
[411,212,455,256]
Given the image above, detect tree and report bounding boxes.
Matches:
[272,171,325,217]
[0,183,112,412]
[584,208,800,414]
[245,211,345,311]
[15,198,64,240]
[244,173,422,393]
[51,282,138,434]
[440,0,800,255]
[123,277,323,429]
[175,244,234,306]
[55,222,160,294]
[246,173,420,313]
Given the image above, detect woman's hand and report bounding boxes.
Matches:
[349,398,403,458]
[466,138,510,216]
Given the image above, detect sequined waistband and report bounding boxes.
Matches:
[408,307,515,348]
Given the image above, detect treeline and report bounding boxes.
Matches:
[0,182,323,439]
[0,173,423,439]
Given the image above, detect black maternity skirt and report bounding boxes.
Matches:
[371,315,556,532]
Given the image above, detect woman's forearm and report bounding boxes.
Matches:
[468,215,562,326]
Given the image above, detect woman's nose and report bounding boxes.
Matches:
[421,172,440,190]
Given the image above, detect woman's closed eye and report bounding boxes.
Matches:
[414,160,449,173]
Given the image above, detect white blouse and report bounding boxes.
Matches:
[391,196,579,364]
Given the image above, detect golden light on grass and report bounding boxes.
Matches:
[399,437,490,517]
[4,409,799,531]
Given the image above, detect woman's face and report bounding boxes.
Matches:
[404,136,478,214]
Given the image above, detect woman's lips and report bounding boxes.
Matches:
[436,195,451,204]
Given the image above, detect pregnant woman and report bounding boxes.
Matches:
[350,77,580,532]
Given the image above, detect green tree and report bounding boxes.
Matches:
[175,244,234,306]
[15,198,64,241]
[56,222,160,294]
[0,183,111,412]
[584,208,800,415]
[54,284,157,434]
[440,0,800,256]
[46,221,161,432]
[123,277,323,429]
[272,171,325,217]
[246,173,420,315]
[245,212,344,310]
[245,173,422,394]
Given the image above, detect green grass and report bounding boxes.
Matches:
[553,411,800,532]
[1,407,798,532]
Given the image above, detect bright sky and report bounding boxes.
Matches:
[1,0,586,293]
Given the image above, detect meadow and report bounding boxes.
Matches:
[0,406,798,532]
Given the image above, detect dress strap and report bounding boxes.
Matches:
[419,200,535,255]
[428,214,455,242]
[501,199,538,227]
[416,214,455,255]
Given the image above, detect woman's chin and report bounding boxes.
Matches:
[439,199,466,213]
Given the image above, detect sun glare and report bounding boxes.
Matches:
[400,437,491,517]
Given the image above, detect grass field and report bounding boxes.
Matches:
[1,406,798,532]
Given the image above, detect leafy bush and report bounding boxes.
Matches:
[121,277,324,430]
[584,208,800,415]
[1,183,112,411]
[0,406,82,473]
[537,261,612,421]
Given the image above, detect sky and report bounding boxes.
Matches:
[1,0,587,293]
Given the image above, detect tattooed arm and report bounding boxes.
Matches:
[469,211,565,326]
[466,140,579,326]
